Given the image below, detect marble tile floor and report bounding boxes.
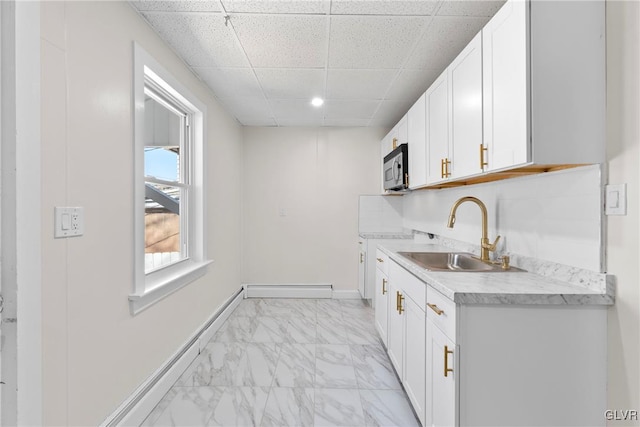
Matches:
[141,298,420,427]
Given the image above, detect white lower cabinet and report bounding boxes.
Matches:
[386,276,403,375]
[387,260,427,425]
[374,250,389,346]
[404,296,426,425]
[381,259,607,427]
[426,319,456,427]
[357,241,366,298]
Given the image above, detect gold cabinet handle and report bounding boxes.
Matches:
[480,144,488,170]
[392,137,398,150]
[382,278,387,295]
[398,292,404,314]
[441,158,452,178]
[396,291,400,312]
[376,257,384,263]
[427,303,444,315]
[444,345,454,377]
[360,253,364,263]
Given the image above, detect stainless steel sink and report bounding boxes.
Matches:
[398,251,521,272]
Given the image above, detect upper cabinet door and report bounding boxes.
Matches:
[426,70,450,185]
[408,94,427,189]
[449,32,483,179]
[483,0,528,171]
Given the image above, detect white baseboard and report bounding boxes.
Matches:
[243,283,333,299]
[102,288,245,427]
[332,290,363,299]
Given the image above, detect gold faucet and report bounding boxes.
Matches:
[447,196,501,262]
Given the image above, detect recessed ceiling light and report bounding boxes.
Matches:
[311,97,324,107]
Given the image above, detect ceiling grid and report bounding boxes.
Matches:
[131,0,506,127]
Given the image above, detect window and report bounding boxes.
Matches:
[130,43,210,314]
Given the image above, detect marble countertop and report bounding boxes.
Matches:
[359,231,414,239]
[377,241,614,306]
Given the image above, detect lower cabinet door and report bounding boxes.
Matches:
[387,280,404,377]
[374,268,389,346]
[404,296,426,425]
[358,248,366,298]
[426,319,457,427]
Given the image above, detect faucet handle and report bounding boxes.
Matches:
[483,235,501,252]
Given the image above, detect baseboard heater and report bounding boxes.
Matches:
[243,283,333,299]
[101,287,244,427]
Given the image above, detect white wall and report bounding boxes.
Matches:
[242,127,385,291]
[403,165,603,271]
[40,2,243,425]
[358,195,404,233]
[605,0,640,420]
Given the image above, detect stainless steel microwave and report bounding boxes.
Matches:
[383,143,409,191]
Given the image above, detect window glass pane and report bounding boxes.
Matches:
[145,182,184,272]
[144,95,182,181]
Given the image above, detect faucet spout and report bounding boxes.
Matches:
[446,196,499,262]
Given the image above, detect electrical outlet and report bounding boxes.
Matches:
[55,207,84,238]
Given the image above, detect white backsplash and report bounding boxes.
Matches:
[403,165,604,272]
[359,195,405,233]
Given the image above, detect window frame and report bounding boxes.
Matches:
[130,42,211,315]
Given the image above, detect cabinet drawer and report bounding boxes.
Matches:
[426,286,456,341]
[375,249,390,276]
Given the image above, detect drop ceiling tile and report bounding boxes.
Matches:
[331,0,438,16]
[323,118,371,127]
[326,69,397,100]
[141,12,249,67]
[194,67,263,99]
[329,15,429,69]
[385,68,440,100]
[219,96,273,120]
[222,0,329,14]
[324,99,380,120]
[276,117,325,127]
[239,117,278,127]
[369,99,413,127]
[232,15,328,68]
[132,1,221,12]
[437,0,506,17]
[270,99,325,121]
[404,16,489,70]
[255,69,325,99]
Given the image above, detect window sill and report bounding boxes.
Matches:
[129,259,213,315]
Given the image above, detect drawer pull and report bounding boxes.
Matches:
[397,292,404,314]
[382,278,387,295]
[376,257,384,263]
[444,345,454,377]
[360,253,364,263]
[427,303,444,315]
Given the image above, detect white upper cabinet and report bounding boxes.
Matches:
[481,0,605,171]
[408,94,427,189]
[426,70,450,184]
[383,0,605,190]
[482,0,528,172]
[449,32,483,179]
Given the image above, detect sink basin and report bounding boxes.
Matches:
[398,251,520,272]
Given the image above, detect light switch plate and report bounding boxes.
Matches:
[605,184,627,216]
[54,207,84,238]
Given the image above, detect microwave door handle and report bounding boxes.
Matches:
[392,158,400,182]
